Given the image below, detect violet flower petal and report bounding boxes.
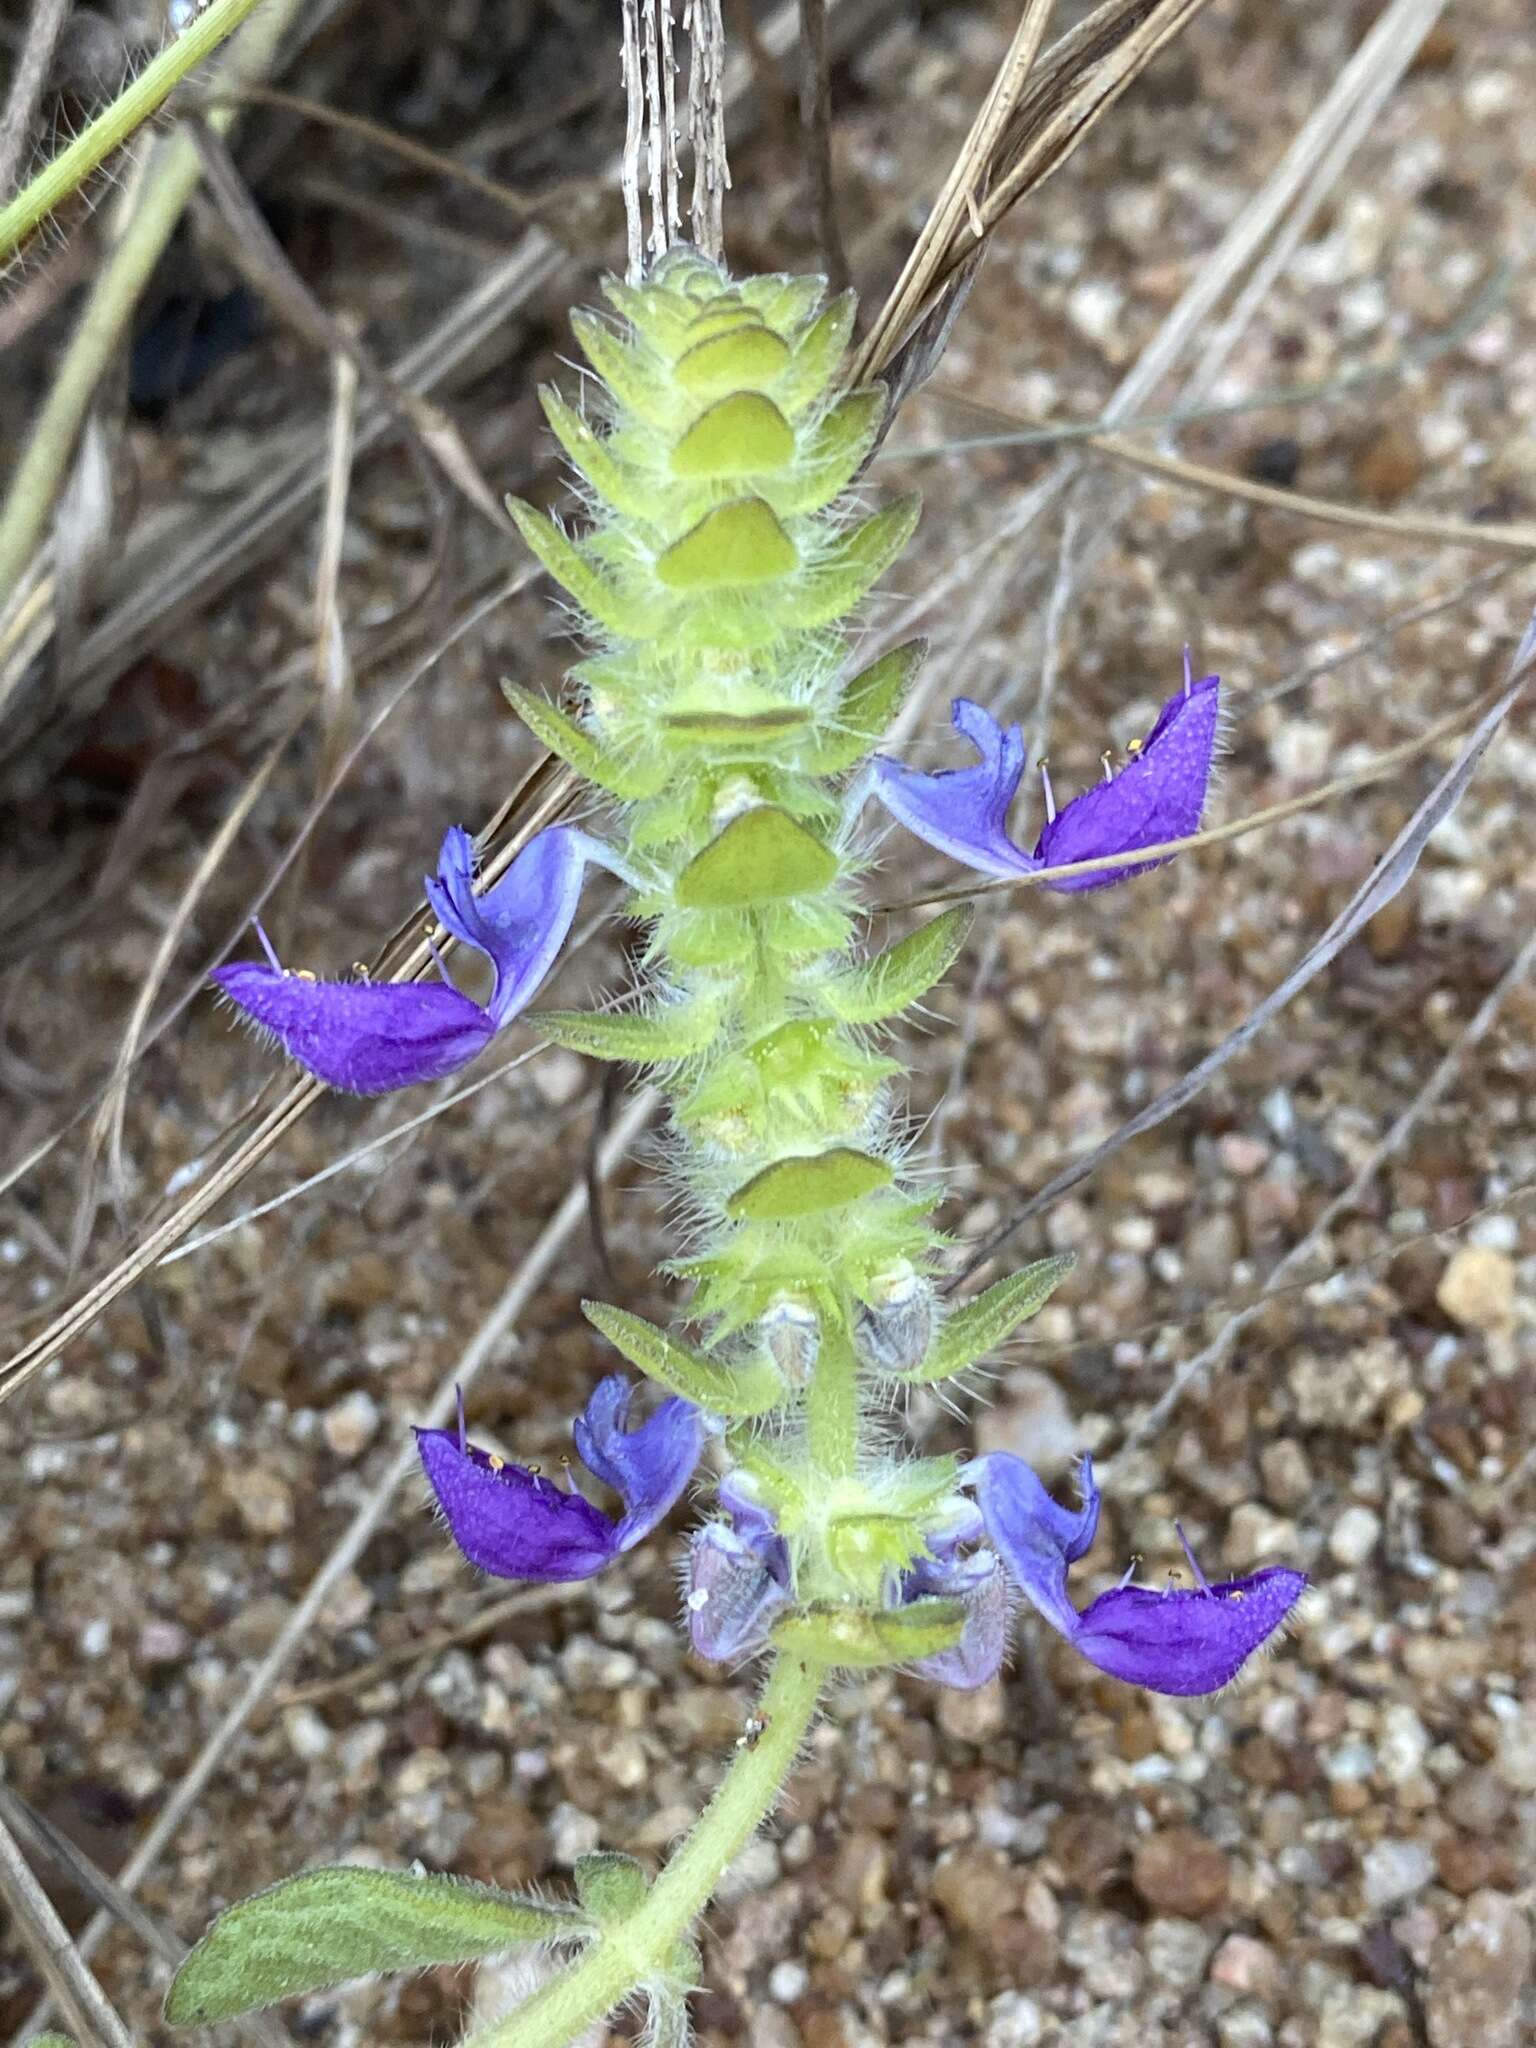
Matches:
[1035,668,1220,891]
[414,1427,620,1581]
[974,1451,1303,1696]
[211,964,494,1095]
[1072,1567,1308,1696]
[416,1375,703,1584]
[901,1545,1009,1691]
[870,698,1041,880]
[570,1374,704,1552]
[425,823,596,1026]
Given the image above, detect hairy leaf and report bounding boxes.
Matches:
[164,1868,575,2025]
[913,1255,1076,1383]
[583,1301,783,1415]
[676,808,836,909]
[773,1596,965,1667]
[824,906,974,1022]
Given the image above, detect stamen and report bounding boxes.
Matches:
[425,931,451,980]
[1118,1553,1142,1589]
[455,1384,467,1454]
[1038,759,1056,825]
[1182,644,1194,698]
[487,1452,507,1474]
[251,917,284,976]
[351,961,371,982]
[1100,749,1115,783]
[1124,737,1144,759]
[1175,1520,1213,1596]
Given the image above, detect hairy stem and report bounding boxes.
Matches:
[471,1653,824,2048]
[0,0,275,262]
[0,0,303,603]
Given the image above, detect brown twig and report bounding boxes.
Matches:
[0,1807,135,2048]
[0,0,72,201]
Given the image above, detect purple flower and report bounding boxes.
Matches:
[211,824,607,1094]
[972,1453,1305,1697]
[899,1508,1010,1690]
[685,1477,793,1662]
[868,658,1220,891]
[415,1376,703,1583]
[1036,660,1221,891]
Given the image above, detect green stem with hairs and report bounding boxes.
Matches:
[0,0,303,605]
[471,1653,825,2048]
[0,0,272,263]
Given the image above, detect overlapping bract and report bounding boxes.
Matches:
[211,825,607,1094]
[870,663,1220,890]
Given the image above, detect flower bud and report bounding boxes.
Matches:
[855,1263,935,1375]
[759,1295,820,1387]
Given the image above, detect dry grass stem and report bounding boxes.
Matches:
[0,1808,135,2048]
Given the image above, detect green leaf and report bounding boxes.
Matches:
[535,1005,712,1062]
[572,1853,648,1924]
[539,388,655,521]
[164,1868,575,2025]
[500,681,665,799]
[570,309,669,424]
[726,1147,892,1221]
[775,291,856,413]
[802,640,926,772]
[671,392,796,478]
[773,1596,965,1667]
[910,1255,1076,1384]
[774,388,886,515]
[583,1301,782,1415]
[657,498,798,590]
[25,2035,79,2047]
[739,271,826,331]
[675,324,791,397]
[508,500,664,640]
[824,906,974,1023]
[776,496,921,630]
[676,808,835,909]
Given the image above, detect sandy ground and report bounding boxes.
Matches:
[2,1,1535,2043]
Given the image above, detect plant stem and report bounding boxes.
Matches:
[472,1653,824,2048]
[0,0,273,263]
[806,1318,857,1478]
[0,0,303,605]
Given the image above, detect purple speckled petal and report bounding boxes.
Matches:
[974,1451,1303,1696]
[901,1545,1009,1691]
[211,963,494,1095]
[570,1374,704,1553]
[414,1427,620,1581]
[1035,668,1220,891]
[425,824,598,1026]
[685,1513,792,1662]
[1073,1567,1308,1696]
[870,698,1040,880]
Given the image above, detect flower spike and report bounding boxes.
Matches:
[416,1375,703,1584]
[972,1453,1304,1696]
[866,660,1220,893]
[211,823,614,1094]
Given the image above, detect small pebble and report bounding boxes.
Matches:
[1436,1247,1516,1331]
[1328,1505,1381,1568]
